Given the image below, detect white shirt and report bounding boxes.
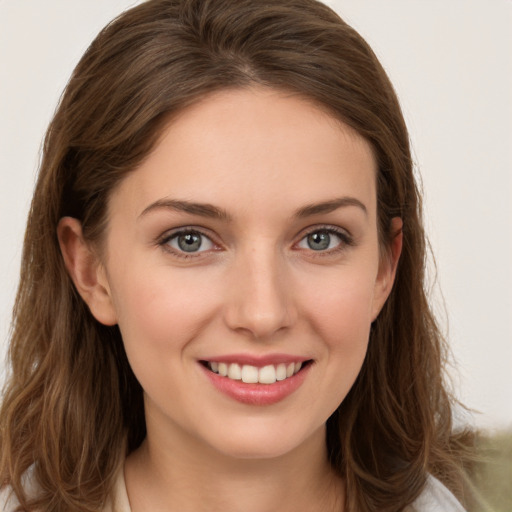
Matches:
[409,475,466,512]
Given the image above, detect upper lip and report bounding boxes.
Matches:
[200,353,311,367]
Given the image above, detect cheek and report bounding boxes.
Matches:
[108,266,225,412]
[297,268,376,397]
[299,267,377,343]
[109,266,220,361]
[316,285,372,370]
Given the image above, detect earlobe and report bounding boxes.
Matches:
[371,217,403,321]
[57,217,118,326]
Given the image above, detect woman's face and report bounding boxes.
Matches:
[92,88,399,459]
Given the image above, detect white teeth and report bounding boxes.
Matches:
[276,363,287,381]
[259,365,277,384]
[218,362,228,377]
[227,363,242,380]
[207,360,306,384]
[241,365,259,384]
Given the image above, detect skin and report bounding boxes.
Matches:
[59,87,402,512]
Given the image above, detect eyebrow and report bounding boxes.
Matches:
[138,196,367,221]
[294,197,367,218]
[139,199,231,221]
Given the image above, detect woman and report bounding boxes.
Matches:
[0,0,471,510]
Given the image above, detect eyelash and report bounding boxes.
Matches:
[158,228,219,259]
[295,226,354,256]
[157,225,354,259]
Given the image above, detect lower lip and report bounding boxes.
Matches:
[201,363,311,406]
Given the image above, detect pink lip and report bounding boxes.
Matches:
[201,353,310,367]
[200,359,311,406]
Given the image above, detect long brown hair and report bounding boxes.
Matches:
[0,1,470,510]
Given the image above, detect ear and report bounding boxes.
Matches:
[57,217,118,326]
[371,217,403,321]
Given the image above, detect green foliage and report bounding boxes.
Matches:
[469,430,512,512]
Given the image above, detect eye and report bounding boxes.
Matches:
[165,230,215,254]
[297,228,350,252]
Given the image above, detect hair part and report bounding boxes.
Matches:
[1,1,471,510]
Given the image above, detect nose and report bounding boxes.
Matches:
[223,247,297,340]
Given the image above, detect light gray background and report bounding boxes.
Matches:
[1,1,511,430]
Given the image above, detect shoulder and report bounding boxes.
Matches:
[0,466,38,512]
[104,464,131,512]
[0,485,21,512]
[409,475,466,512]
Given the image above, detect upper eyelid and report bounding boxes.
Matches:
[157,228,220,259]
[158,226,217,243]
[293,225,354,252]
[295,224,352,240]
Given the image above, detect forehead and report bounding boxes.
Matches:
[108,87,377,221]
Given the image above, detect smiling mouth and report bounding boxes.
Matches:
[202,360,311,385]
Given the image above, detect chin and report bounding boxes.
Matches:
[201,420,326,461]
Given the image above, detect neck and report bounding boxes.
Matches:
[125,416,344,512]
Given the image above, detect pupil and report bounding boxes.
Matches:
[178,233,201,252]
[307,231,330,251]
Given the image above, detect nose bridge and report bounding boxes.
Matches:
[224,242,295,339]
